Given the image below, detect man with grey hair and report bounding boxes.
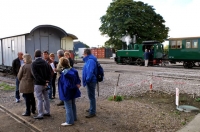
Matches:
[54,49,65,106]
[31,49,51,119]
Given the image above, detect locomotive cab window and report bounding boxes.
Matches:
[186,40,191,48]
[192,39,198,48]
[177,40,182,49]
[171,41,176,49]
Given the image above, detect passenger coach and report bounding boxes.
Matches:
[0,25,78,72]
[168,37,200,68]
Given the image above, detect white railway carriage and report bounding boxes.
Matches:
[0,25,78,72]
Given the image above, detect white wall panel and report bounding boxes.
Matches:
[2,35,26,67]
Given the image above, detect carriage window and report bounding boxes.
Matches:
[192,39,198,48]
[177,40,182,49]
[186,40,191,48]
[171,41,176,49]
[11,40,14,51]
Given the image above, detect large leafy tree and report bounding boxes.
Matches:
[99,0,169,49]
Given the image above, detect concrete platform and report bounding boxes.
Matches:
[177,113,200,132]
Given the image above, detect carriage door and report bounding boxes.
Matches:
[40,28,49,52]
[40,36,49,52]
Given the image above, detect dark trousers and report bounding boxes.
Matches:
[15,78,20,99]
[52,73,57,97]
[23,93,36,114]
[47,79,52,99]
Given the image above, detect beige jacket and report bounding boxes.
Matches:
[17,64,34,93]
[55,61,63,78]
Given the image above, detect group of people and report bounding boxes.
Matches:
[12,48,98,126]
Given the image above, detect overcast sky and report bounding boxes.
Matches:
[0,0,199,47]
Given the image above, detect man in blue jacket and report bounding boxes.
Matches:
[82,49,97,118]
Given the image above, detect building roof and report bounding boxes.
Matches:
[169,36,200,40]
[67,33,78,40]
[0,25,78,40]
[0,33,29,39]
[30,25,68,36]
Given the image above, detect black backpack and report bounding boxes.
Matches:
[96,61,104,82]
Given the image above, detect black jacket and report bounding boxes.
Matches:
[54,61,58,68]
[31,58,51,85]
[12,58,21,76]
[69,58,74,67]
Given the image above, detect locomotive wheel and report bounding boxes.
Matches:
[122,58,127,65]
[183,62,193,68]
[125,58,131,65]
[183,62,188,68]
[136,58,143,66]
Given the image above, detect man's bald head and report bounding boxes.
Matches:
[18,52,23,60]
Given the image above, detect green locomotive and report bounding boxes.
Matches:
[114,41,164,65]
[115,37,200,68]
[168,37,200,68]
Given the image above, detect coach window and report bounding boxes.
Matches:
[11,40,14,51]
[186,40,191,48]
[171,41,176,49]
[192,39,198,48]
[177,40,182,49]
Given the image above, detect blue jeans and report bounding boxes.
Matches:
[64,99,77,124]
[15,78,20,99]
[48,80,52,99]
[86,82,96,115]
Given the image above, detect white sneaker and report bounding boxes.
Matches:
[61,122,72,126]
[15,99,20,103]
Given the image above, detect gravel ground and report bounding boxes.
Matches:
[0,63,200,132]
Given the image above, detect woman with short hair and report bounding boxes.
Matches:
[17,54,36,116]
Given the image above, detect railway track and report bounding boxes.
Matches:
[73,64,200,81]
[0,105,41,132]
[0,73,41,132]
[0,63,200,84]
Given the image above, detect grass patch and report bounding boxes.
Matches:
[0,82,15,91]
[195,97,200,102]
[181,121,186,125]
[108,95,123,102]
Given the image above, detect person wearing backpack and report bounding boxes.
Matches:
[58,57,81,126]
[82,49,98,118]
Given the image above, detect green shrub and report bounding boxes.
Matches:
[195,98,200,102]
[108,95,123,102]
